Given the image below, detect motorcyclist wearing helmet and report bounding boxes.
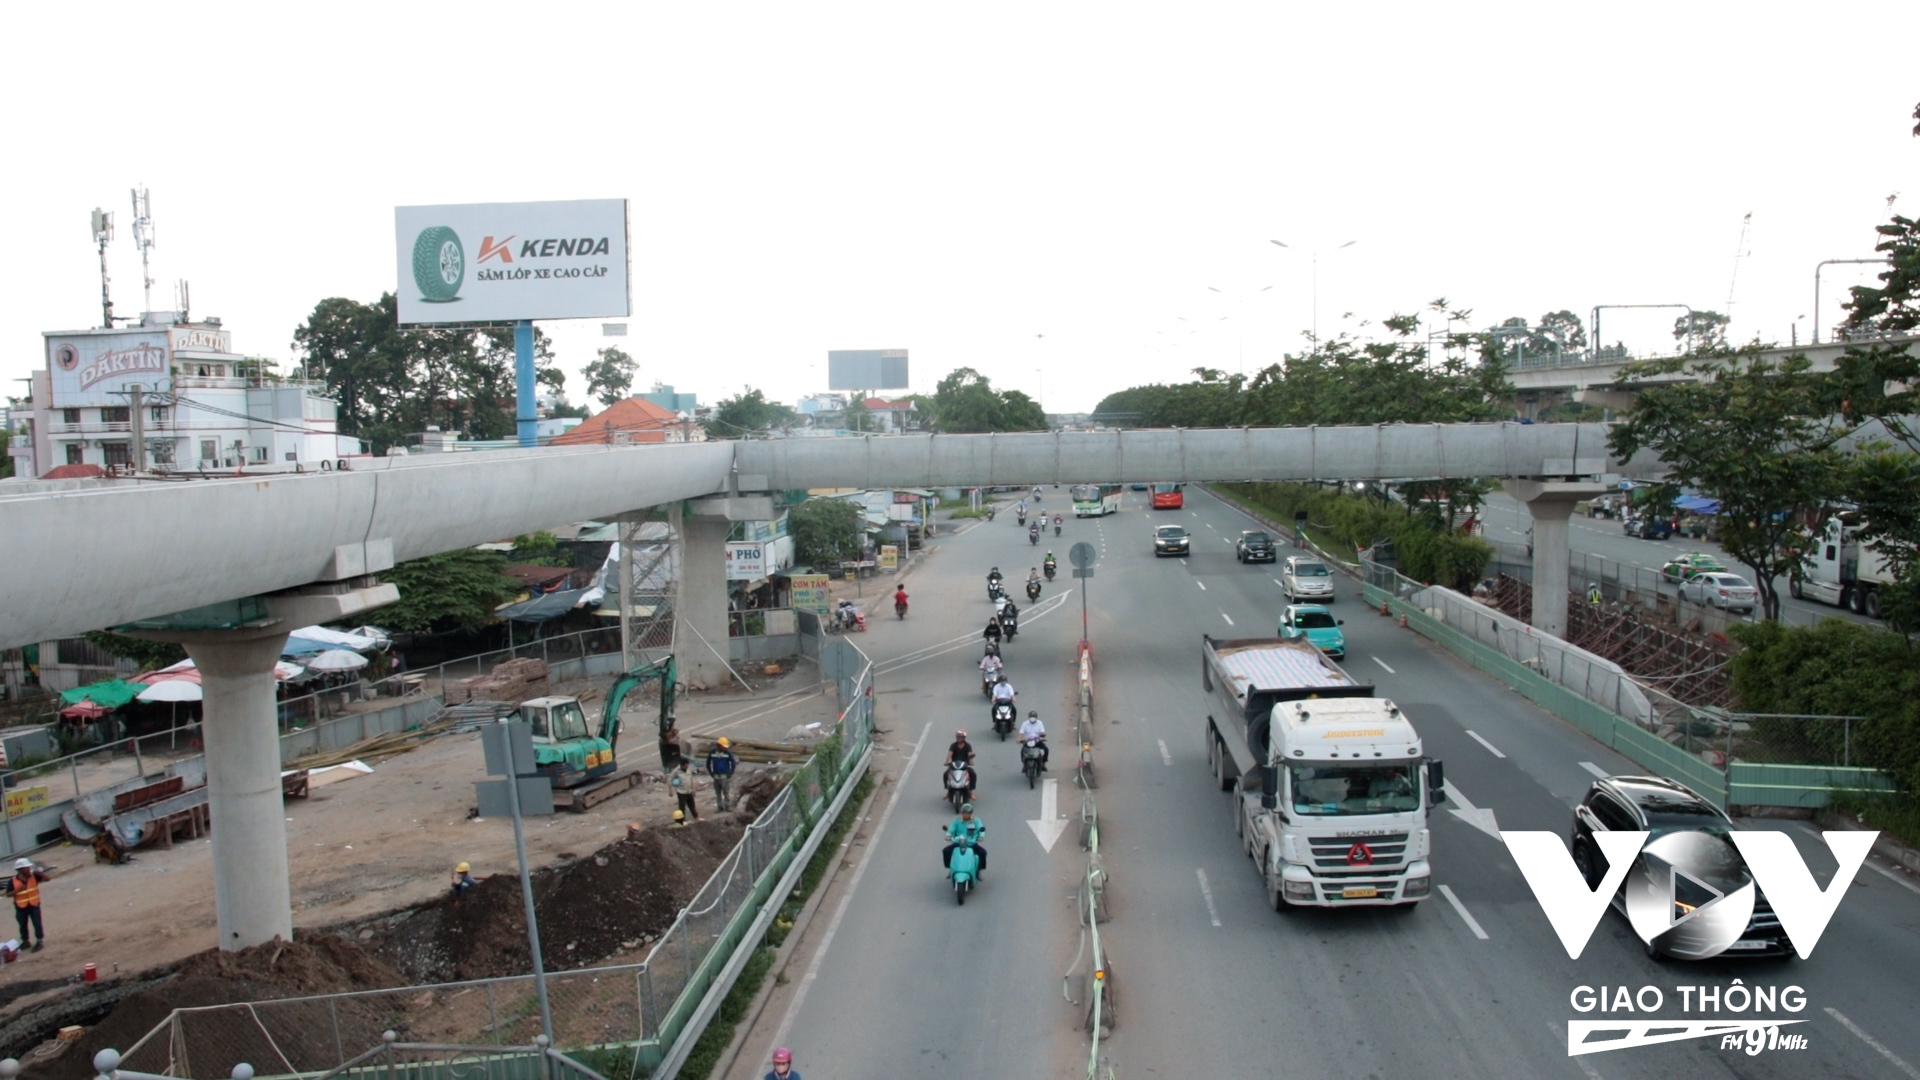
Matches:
[990,675,1016,706]
[1018,710,1049,767]
[999,599,1019,635]
[946,730,975,767]
[943,802,988,876]
[983,616,1003,644]
[764,1046,800,1080]
[978,651,1003,678]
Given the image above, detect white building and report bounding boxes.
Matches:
[7,313,361,479]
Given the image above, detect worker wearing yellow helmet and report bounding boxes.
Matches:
[451,861,477,901]
[672,809,688,827]
[706,736,739,813]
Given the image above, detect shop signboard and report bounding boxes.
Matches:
[789,573,832,614]
[725,541,768,581]
[5,785,48,819]
[879,545,899,571]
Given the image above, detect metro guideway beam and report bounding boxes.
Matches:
[0,423,1644,950]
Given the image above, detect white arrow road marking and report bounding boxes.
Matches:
[1465,730,1507,758]
[1443,780,1501,841]
[1027,777,1068,851]
[1157,739,1172,766]
[1196,868,1222,926]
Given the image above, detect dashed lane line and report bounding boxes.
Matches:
[1578,761,1609,779]
[1371,656,1395,675]
[1438,884,1489,940]
[1826,1008,1920,1080]
[1465,730,1507,759]
[1221,612,1234,626]
[1158,739,1172,766]
[1196,868,1223,927]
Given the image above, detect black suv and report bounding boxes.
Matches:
[1235,530,1277,563]
[1570,775,1787,959]
[1153,525,1191,557]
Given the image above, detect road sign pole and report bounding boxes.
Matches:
[1068,541,1097,645]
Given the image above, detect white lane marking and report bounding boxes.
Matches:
[1196,580,1207,591]
[1028,777,1067,851]
[1579,761,1609,779]
[1221,612,1234,626]
[765,722,931,1058]
[1273,578,1285,587]
[1157,739,1172,766]
[1371,656,1395,674]
[1438,884,1489,940]
[1196,868,1222,927]
[1827,1008,1920,1079]
[1464,730,1507,759]
[1547,1023,1608,1080]
[874,593,1070,675]
[1862,857,1920,898]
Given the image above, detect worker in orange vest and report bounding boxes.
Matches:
[8,858,48,952]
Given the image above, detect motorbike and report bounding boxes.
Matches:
[987,506,997,521]
[832,607,867,633]
[982,638,1001,659]
[947,835,981,905]
[1001,614,1018,640]
[1028,527,1040,546]
[1021,738,1046,789]
[944,762,974,811]
[987,580,1005,602]
[980,668,1001,697]
[895,597,909,620]
[991,700,1016,739]
[1017,512,1027,527]
[1054,520,1063,537]
[1025,580,1041,602]
[1043,562,1056,582]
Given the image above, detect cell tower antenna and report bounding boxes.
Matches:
[131,185,156,315]
[91,207,116,329]
[1725,211,1753,323]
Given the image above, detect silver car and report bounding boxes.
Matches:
[1680,571,1756,614]
[1282,556,1336,603]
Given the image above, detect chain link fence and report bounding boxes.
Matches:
[115,654,879,1080]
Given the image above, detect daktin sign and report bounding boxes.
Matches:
[394,200,631,324]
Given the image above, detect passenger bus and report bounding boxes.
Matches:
[1151,483,1186,509]
[1072,483,1124,517]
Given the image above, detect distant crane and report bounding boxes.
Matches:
[1725,212,1753,328]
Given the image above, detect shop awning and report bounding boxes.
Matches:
[59,679,141,710]
[498,588,591,623]
[1673,495,1722,515]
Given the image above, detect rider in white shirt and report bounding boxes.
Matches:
[990,678,1016,705]
[1019,710,1049,767]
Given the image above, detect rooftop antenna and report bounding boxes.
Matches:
[1725,211,1752,325]
[131,185,156,316]
[91,207,116,329]
[175,279,191,324]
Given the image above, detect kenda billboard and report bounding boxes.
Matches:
[394,200,631,325]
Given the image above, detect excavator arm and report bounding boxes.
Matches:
[597,654,677,755]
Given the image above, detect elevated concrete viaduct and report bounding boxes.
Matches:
[0,422,1644,948]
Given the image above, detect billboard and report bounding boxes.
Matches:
[394,200,630,325]
[47,330,169,407]
[827,349,909,390]
[726,541,769,581]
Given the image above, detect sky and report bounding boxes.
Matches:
[3,3,1916,416]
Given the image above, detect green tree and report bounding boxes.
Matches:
[843,395,873,433]
[377,548,520,633]
[509,531,574,568]
[709,388,791,438]
[924,369,1049,433]
[788,497,864,568]
[1729,618,1920,791]
[1672,309,1731,354]
[83,631,186,671]
[582,346,637,407]
[1608,347,1847,619]
[0,428,12,480]
[1537,309,1588,353]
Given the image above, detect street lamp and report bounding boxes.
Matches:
[1812,258,1893,344]
[1271,240,1357,353]
[1205,285,1273,378]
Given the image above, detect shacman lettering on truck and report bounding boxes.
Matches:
[1201,634,1445,909]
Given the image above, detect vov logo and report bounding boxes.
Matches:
[1502,830,1877,960]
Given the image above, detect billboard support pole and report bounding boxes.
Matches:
[514,319,537,447]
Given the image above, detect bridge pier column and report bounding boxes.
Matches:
[125,582,397,951]
[680,493,775,690]
[1503,480,1611,639]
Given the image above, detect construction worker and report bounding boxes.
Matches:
[1587,582,1604,607]
[8,858,46,952]
[451,862,477,901]
[764,1046,800,1080]
[706,737,739,813]
[671,810,687,828]
[670,758,699,821]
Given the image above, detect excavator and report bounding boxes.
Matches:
[512,655,678,813]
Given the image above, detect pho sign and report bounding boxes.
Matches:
[725,541,768,581]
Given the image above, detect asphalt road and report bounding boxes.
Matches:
[740,486,1920,1078]
[1478,491,1879,629]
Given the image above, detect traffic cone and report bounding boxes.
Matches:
[1398,611,1408,629]
[1379,599,1391,617]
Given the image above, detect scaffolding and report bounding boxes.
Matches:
[1486,575,1734,709]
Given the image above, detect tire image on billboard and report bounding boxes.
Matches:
[412,226,464,302]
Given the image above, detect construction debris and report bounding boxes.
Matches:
[445,658,550,704]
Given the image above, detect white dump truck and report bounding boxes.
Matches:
[1790,513,1895,619]
[1201,634,1444,910]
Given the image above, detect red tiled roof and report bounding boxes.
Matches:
[40,464,107,480]
[550,397,685,446]
[862,398,913,410]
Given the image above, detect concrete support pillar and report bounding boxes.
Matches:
[678,514,735,689]
[185,633,296,950]
[1504,479,1612,639]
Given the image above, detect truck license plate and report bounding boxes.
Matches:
[1342,887,1378,899]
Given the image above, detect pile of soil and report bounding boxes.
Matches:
[44,935,406,1080]
[732,769,788,819]
[368,816,746,983]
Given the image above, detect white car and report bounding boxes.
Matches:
[1679,571,1756,614]
[1281,556,1336,603]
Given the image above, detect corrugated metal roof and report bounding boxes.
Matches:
[1215,642,1352,700]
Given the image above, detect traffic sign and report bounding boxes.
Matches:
[1072,568,1095,578]
[1069,542,1097,569]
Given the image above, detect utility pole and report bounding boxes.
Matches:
[91,209,115,329]
[128,386,146,473]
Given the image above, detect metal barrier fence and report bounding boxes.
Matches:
[1063,641,1114,1080]
[114,655,879,1080]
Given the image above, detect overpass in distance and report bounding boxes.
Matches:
[1506,335,1919,414]
[0,422,1647,950]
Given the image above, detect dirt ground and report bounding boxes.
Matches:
[0,664,846,1061]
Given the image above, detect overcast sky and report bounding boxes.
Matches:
[5,3,1915,415]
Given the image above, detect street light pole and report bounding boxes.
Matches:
[1270,240,1357,353]
[1813,258,1893,343]
[1206,286,1273,379]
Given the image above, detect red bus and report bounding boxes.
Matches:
[1151,483,1185,509]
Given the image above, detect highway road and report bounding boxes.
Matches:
[734,485,1920,1078]
[1478,491,1880,629]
